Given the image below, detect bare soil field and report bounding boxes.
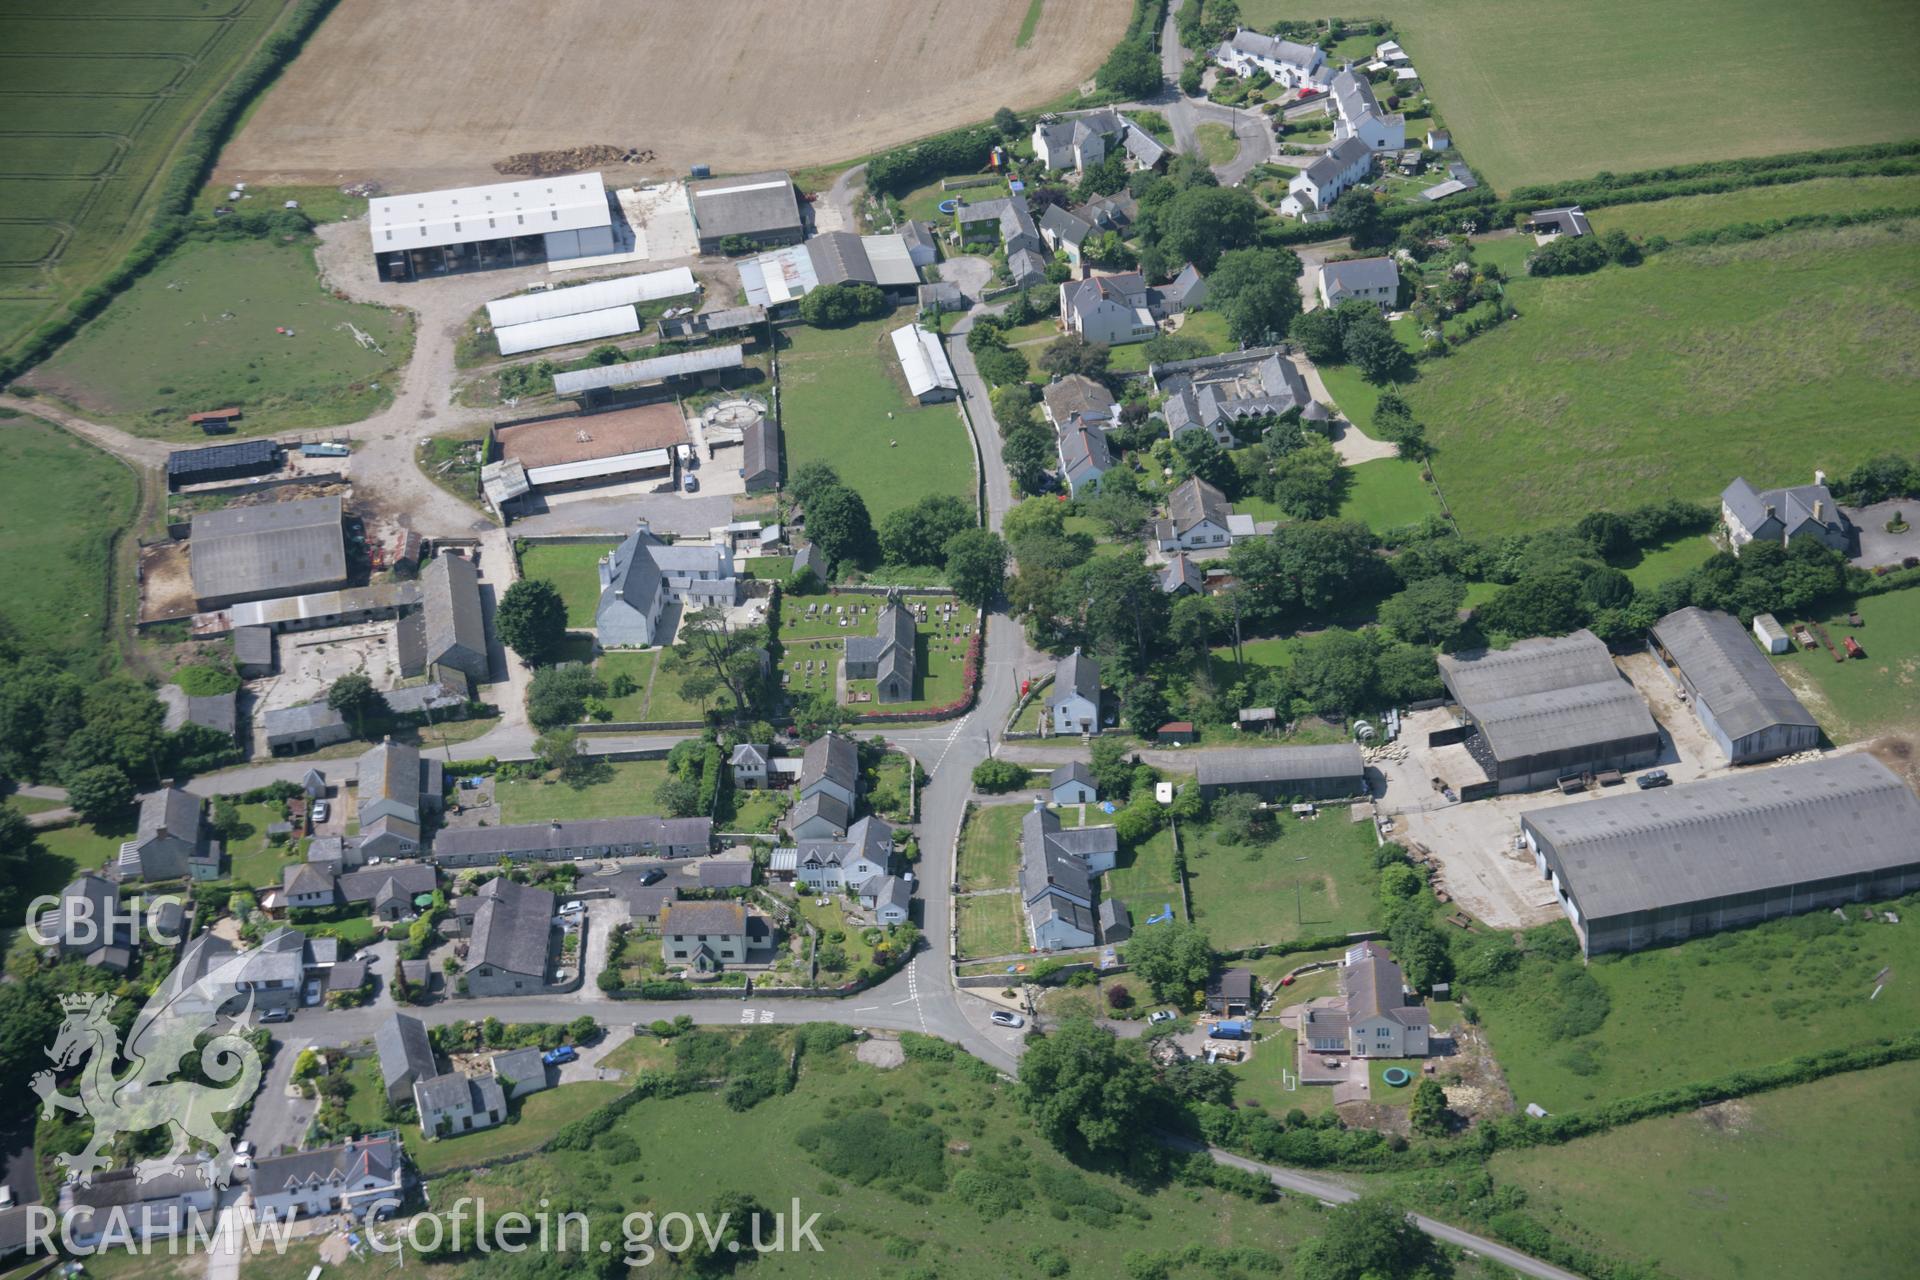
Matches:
[215,0,1130,190]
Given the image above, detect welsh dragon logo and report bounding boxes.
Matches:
[32,947,264,1189]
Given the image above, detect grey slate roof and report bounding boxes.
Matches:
[1057,422,1112,486]
[1167,476,1231,536]
[252,1135,400,1197]
[741,416,781,489]
[785,790,851,835]
[433,816,711,860]
[374,1013,439,1097]
[1720,476,1850,540]
[1195,744,1367,788]
[1344,947,1428,1026]
[420,553,487,674]
[190,496,346,602]
[264,701,345,739]
[184,692,238,738]
[1523,754,1920,919]
[1050,761,1095,792]
[338,862,436,906]
[233,625,274,669]
[869,874,911,913]
[660,899,748,937]
[1437,630,1657,764]
[466,876,554,979]
[698,859,754,888]
[1529,206,1592,237]
[1319,255,1399,297]
[801,733,859,795]
[1053,648,1100,707]
[413,1072,476,1115]
[1652,608,1819,743]
[1161,553,1204,595]
[1225,30,1321,67]
[1042,374,1116,428]
[1097,897,1129,936]
[489,1046,550,1097]
[283,861,335,898]
[845,598,916,691]
[1039,203,1092,246]
[1301,136,1373,187]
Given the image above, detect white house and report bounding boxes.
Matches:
[1154,476,1252,551]
[730,742,772,789]
[1720,474,1853,555]
[250,1137,404,1222]
[1039,203,1094,266]
[791,816,892,892]
[1330,68,1405,152]
[594,521,739,648]
[1048,648,1101,736]
[1049,762,1097,805]
[1032,109,1168,173]
[1281,136,1374,218]
[60,1163,219,1248]
[1213,30,1326,88]
[890,323,959,403]
[860,874,912,925]
[1317,256,1400,310]
[797,732,859,811]
[415,1072,508,1138]
[1019,800,1120,951]
[1060,272,1157,346]
[1056,421,1113,498]
[1300,942,1431,1059]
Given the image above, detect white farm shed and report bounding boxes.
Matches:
[890,324,958,403]
[493,304,639,356]
[369,172,616,281]
[486,267,697,328]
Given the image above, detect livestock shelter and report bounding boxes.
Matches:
[1195,744,1366,801]
[485,267,698,356]
[1521,754,1920,955]
[492,404,686,496]
[166,439,283,490]
[1649,607,1820,764]
[889,323,958,402]
[687,171,804,254]
[1436,630,1660,793]
[551,345,744,401]
[188,496,348,610]
[369,173,622,282]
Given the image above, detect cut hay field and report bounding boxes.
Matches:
[1407,223,1920,537]
[0,0,291,360]
[216,0,1132,189]
[22,236,412,436]
[1586,172,1920,239]
[1236,0,1920,191]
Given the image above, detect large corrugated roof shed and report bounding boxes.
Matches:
[553,345,744,396]
[738,244,817,307]
[1438,630,1656,764]
[1196,744,1366,787]
[1524,754,1920,919]
[190,496,346,602]
[688,171,802,241]
[486,267,697,328]
[1651,608,1818,743]
[167,439,279,481]
[889,324,957,399]
[494,304,639,356]
[370,173,609,253]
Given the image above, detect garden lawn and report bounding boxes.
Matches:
[1772,588,1920,740]
[222,801,295,888]
[718,788,784,834]
[1314,359,1406,432]
[516,541,614,628]
[1195,122,1238,166]
[1237,0,1920,190]
[1491,1060,1920,1280]
[27,237,411,436]
[1620,533,1718,592]
[1470,234,1534,278]
[1229,1025,1334,1119]
[409,1082,627,1175]
[594,649,658,719]
[0,417,138,663]
[1206,636,1300,689]
[424,1042,1328,1279]
[340,1054,389,1133]
[8,820,129,926]
[1337,457,1439,535]
[956,891,1026,959]
[1408,224,1920,537]
[1472,903,1920,1114]
[1587,173,1920,240]
[957,803,1030,892]
[643,656,738,722]
[1183,811,1381,950]
[496,760,672,824]
[1108,309,1235,372]
[4,795,62,816]
[778,308,975,521]
[1105,825,1185,924]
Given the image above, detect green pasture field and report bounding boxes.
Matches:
[1236,0,1920,191]
[496,759,672,824]
[1470,234,1534,278]
[1315,359,1403,432]
[1491,1060,1920,1280]
[0,417,138,663]
[1183,810,1380,951]
[1408,224,1920,537]
[1588,173,1920,239]
[777,309,975,522]
[516,541,615,629]
[24,237,412,435]
[1337,457,1440,535]
[1772,588,1920,740]
[0,0,292,359]
[1473,902,1920,1114]
[424,1038,1331,1279]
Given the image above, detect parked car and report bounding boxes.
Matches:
[1636,769,1672,790]
[558,900,585,915]
[311,800,329,823]
[543,1046,579,1066]
[638,867,665,886]
[260,1007,292,1024]
[989,1010,1023,1028]
[682,474,699,492]
[1148,1010,1176,1025]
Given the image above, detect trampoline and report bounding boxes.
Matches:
[1381,1066,1412,1087]
[938,198,961,215]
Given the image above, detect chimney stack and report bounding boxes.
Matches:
[1814,499,1824,521]
[1815,469,1827,487]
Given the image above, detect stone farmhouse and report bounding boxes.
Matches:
[595,520,739,648]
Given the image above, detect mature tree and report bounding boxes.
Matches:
[1292,1195,1448,1280]
[973,343,1031,388]
[1269,437,1347,519]
[1292,627,1377,715]
[1172,429,1237,494]
[1479,569,1590,639]
[990,383,1039,438]
[789,689,851,739]
[1409,1078,1451,1137]
[1089,737,1134,800]
[326,672,388,736]
[671,609,770,717]
[533,727,591,782]
[1329,187,1385,248]
[879,494,974,566]
[1017,1017,1166,1160]
[1373,639,1444,704]
[1123,921,1214,1004]
[1038,336,1112,382]
[1002,423,1055,495]
[0,806,42,924]
[1342,306,1409,383]
[527,665,604,731]
[1121,678,1170,738]
[992,106,1022,137]
[1212,791,1272,845]
[1387,902,1453,990]
[804,484,874,569]
[797,281,887,326]
[1228,520,1379,625]
[1082,482,1149,539]
[1004,495,1067,546]
[1158,185,1262,272]
[1168,593,1223,657]
[59,678,167,786]
[1095,38,1162,99]
[944,529,1009,606]
[1838,453,1918,505]
[1070,554,1169,672]
[1379,576,1467,646]
[654,772,702,818]
[496,579,569,666]
[787,461,843,510]
[1206,246,1304,344]
[1289,306,1345,363]
[65,764,134,826]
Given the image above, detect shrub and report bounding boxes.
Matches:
[970,758,1030,792]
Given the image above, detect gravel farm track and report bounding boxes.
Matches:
[214,0,1131,189]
